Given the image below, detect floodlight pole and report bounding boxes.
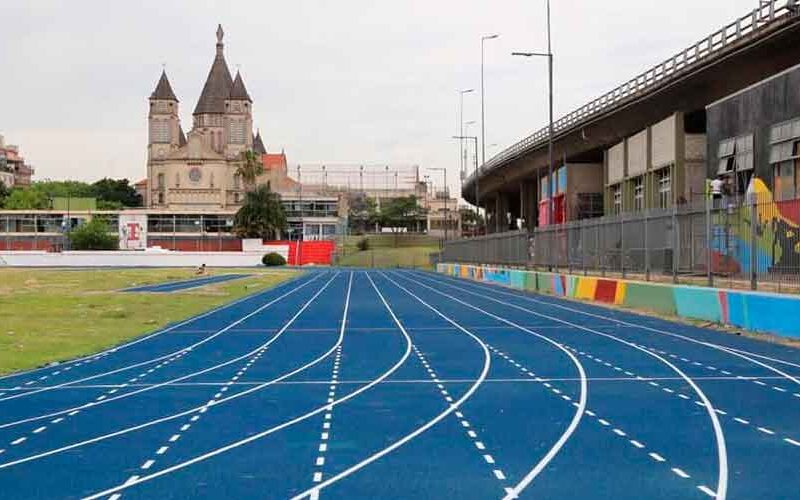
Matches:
[481,34,499,229]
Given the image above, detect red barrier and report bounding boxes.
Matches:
[263,240,336,265]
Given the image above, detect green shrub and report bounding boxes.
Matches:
[356,238,370,252]
[262,252,287,267]
[67,218,118,250]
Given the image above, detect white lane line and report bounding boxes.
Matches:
[0,274,325,403]
[308,341,346,490]
[388,272,588,500]
[672,468,690,479]
[0,276,332,431]
[784,438,800,447]
[649,452,666,462]
[698,485,717,497]
[414,344,507,490]
[411,272,727,500]
[630,440,645,449]
[79,272,404,500]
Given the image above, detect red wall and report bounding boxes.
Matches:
[264,240,336,265]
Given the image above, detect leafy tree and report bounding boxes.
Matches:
[379,196,427,232]
[233,185,287,239]
[91,178,142,207]
[31,180,95,200]
[0,181,9,207]
[460,207,482,228]
[235,150,264,190]
[67,217,119,250]
[348,193,379,233]
[4,188,50,209]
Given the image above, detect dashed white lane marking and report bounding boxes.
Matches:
[414,344,509,491]
[698,485,717,497]
[640,345,799,401]
[486,344,703,494]
[672,468,691,479]
[564,345,800,451]
[109,339,274,499]
[3,350,192,452]
[309,346,343,487]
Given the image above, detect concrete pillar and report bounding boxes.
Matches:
[494,195,502,233]
[520,180,537,231]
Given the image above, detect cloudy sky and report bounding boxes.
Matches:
[1,0,762,194]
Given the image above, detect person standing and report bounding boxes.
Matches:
[710,175,724,207]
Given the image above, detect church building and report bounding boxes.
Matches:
[145,25,294,209]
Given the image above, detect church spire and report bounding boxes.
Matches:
[230,70,252,102]
[150,70,178,101]
[216,24,224,56]
[194,24,234,115]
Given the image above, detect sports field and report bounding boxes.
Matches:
[1,269,799,498]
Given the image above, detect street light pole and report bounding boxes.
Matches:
[459,89,474,187]
[480,34,499,231]
[512,0,554,226]
[453,135,478,234]
[430,167,449,241]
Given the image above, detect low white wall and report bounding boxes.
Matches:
[0,247,289,267]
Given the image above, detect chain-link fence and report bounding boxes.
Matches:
[443,197,800,293]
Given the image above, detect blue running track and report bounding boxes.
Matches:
[123,274,252,293]
[1,269,799,499]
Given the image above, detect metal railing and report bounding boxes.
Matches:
[443,196,800,293]
[441,230,529,267]
[466,0,799,187]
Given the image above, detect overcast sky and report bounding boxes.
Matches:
[1,0,762,195]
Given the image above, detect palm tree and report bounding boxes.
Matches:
[233,185,287,239]
[235,150,264,191]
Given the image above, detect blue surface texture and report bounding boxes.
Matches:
[1,269,799,499]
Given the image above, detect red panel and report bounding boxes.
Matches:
[595,279,618,303]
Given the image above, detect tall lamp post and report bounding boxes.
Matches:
[453,135,479,232]
[512,0,554,227]
[430,167,449,241]
[459,89,474,189]
[480,34,499,229]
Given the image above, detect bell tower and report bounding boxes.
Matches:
[148,70,181,161]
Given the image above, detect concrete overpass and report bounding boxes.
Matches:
[465,1,800,231]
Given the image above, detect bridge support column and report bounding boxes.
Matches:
[520,180,537,230]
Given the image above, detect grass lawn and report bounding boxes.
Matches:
[0,268,299,375]
[336,246,438,269]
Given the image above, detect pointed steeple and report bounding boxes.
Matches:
[178,126,187,147]
[151,70,178,101]
[193,25,234,115]
[253,129,266,154]
[230,71,252,102]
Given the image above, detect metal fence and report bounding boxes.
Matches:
[441,230,529,267]
[443,197,800,293]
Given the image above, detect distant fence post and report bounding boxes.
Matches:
[567,225,573,275]
[706,199,713,287]
[644,208,651,282]
[750,201,758,291]
[672,204,679,284]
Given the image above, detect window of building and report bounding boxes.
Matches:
[229,120,246,144]
[157,173,165,189]
[158,192,164,205]
[233,175,241,189]
[657,167,672,209]
[774,161,798,201]
[633,177,645,212]
[770,118,800,201]
[718,133,754,196]
[150,120,170,143]
[174,172,180,188]
[611,184,622,215]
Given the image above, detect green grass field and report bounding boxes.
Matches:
[335,246,439,268]
[0,268,298,375]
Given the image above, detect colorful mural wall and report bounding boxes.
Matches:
[437,263,800,339]
[711,178,800,276]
